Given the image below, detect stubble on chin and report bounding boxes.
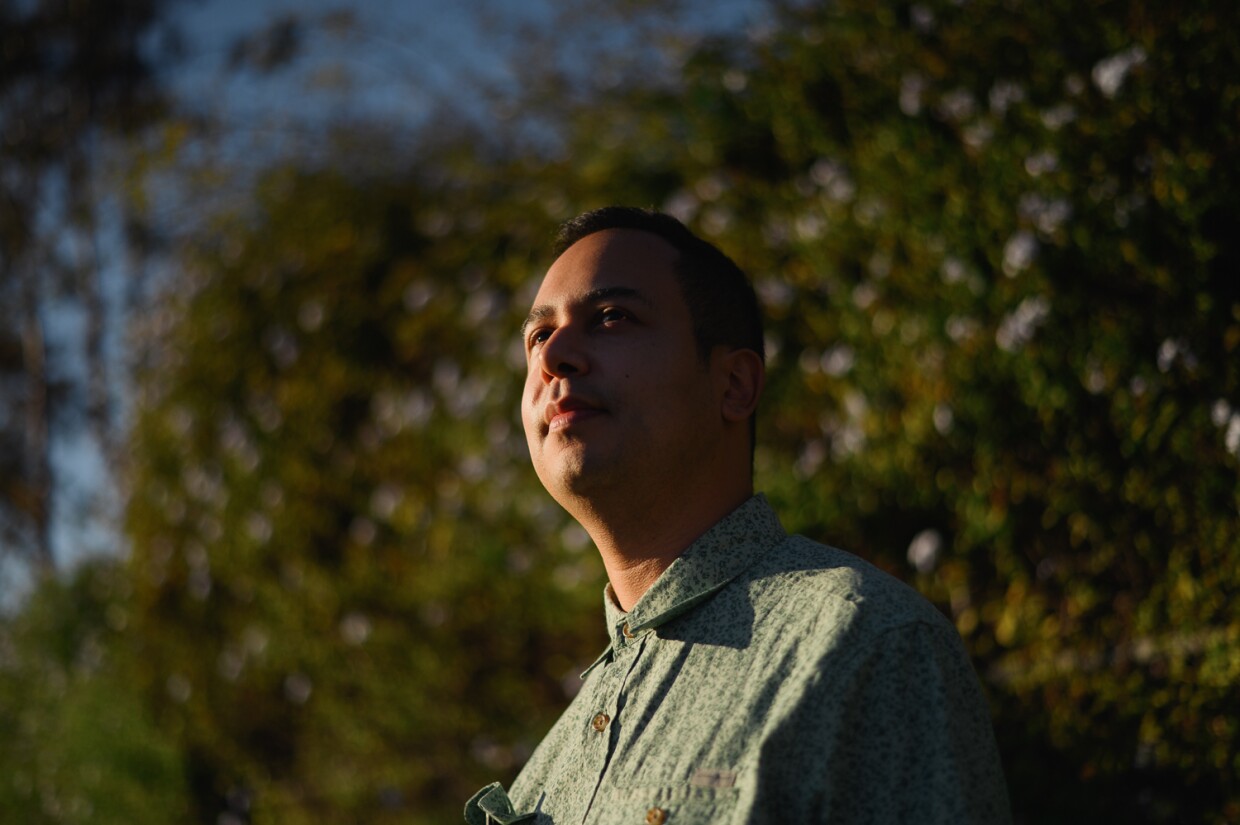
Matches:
[535,436,618,505]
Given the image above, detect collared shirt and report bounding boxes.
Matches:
[465,495,1011,825]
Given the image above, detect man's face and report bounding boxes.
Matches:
[520,229,724,504]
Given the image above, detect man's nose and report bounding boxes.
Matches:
[539,326,588,379]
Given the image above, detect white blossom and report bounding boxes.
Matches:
[1226,414,1240,457]
[1024,151,1059,177]
[297,300,325,331]
[694,175,726,201]
[1002,231,1038,276]
[1156,338,1196,373]
[403,280,435,311]
[1093,46,1147,98]
[996,296,1051,352]
[946,315,981,343]
[1040,103,1076,130]
[339,612,372,646]
[933,403,954,435]
[218,649,244,682]
[755,278,794,312]
[907,529,943,573]
[244,513,272,543]
[941,256,966,284]
[821,345,856,377]
[1019,193,1073,234]
[795,212,825,241]
[963,121,994,150]
[938,88,977,122]
[370,483,403,520]
[284,672,313,704]
[989,80,1026,115]
[722,69,748,92]
[900,73,926,116]
[1084,359,1108,394]
[852,282,878,309]
[1211,399,1232,428]
[465,288,502,325]
[911,4,935,32]
[662,190,699,223]
[811,158,856,202]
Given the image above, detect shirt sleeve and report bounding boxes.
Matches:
[745,619,1012,825]
[463,782,537,825]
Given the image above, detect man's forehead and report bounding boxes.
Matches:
[531,229,679,303]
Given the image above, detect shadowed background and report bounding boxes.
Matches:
[1,0,1237,823]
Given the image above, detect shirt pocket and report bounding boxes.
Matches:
[590,782,739,825]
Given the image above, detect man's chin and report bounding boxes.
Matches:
[539,452,620,499]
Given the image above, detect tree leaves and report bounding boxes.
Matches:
[4,0,1238,822]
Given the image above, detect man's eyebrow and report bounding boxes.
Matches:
[520,286,654,338]
[520,305,555,339]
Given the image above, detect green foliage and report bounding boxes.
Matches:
[4,0,1237,822]
[123,159,607,823]
[607,1,1239,820]
[0,560,189,822]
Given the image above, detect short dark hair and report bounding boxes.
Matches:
[554,207,765,365]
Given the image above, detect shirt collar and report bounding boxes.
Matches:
[583,494,785,676]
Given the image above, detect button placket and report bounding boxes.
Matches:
[587,635,636,739]
[578,634,649,821]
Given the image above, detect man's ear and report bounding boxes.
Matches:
[716,348,765,424]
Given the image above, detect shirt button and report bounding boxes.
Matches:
[645,807,667,825]
[591,712,610,732]
[622,622,634,638]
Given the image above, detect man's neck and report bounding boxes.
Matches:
[568,483,753,611]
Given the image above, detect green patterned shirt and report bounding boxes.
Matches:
[465,495,1010,824]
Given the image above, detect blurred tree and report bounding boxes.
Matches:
[0,558,190,821]
[0,0,180,573]
[115,0,1239,822]
[123,141,611,823]
[539,0,1240,821]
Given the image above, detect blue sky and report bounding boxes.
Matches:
[172,0,536,126]
[168,0,763,138]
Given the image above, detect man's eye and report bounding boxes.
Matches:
[598,308,628,325]
[528,329,551,348]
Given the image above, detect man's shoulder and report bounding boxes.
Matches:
[741,532,954,641]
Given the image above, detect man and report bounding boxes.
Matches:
[465,207,1011,824]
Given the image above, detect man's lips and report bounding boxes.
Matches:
[546,397,604,432]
